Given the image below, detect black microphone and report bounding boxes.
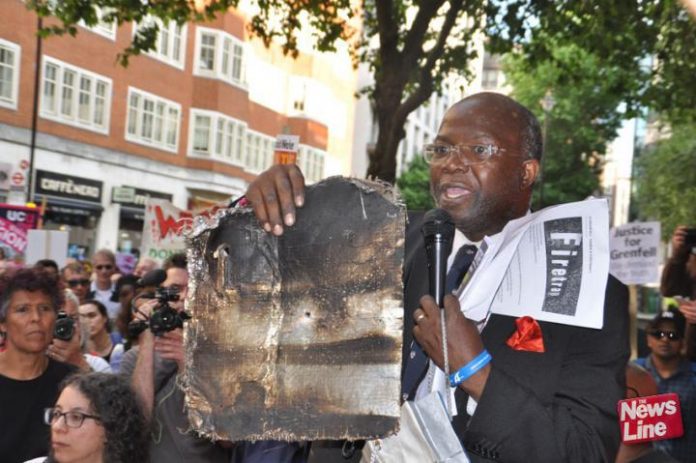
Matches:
[421,208,455,307]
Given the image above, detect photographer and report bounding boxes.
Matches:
[119,253,230,462]
[48,290,111,373]
[661,226,696,360]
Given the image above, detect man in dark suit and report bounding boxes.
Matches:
[245,92,629,462]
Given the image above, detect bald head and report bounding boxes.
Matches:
[447,93,543,162]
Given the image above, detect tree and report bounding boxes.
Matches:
[28,0,696,183]
[502,41,627,208]
[634,122,696,240]
[27,0,490,184]
[396,155,434,211]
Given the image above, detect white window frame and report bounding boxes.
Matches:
[244,130,275,174]
[125,87,181,153]
[133,17,187,70]
[297,144,326,184]
[188,109,248,166]
[0,38,21,110]
[39,56,112,134]
[79,7,117,40]
[194,27,247,89]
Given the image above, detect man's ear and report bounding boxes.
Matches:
[520,159,540,190]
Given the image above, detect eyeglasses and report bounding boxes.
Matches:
[95,265,113,271]
[44,408,101,428]
[423,143,508,165]
[67,278,90,288]
[649,330,682,341]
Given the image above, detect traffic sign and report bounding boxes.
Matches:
[12,172,25,185]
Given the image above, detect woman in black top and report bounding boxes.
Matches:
[0,268,76,463]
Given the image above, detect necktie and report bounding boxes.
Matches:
[445,244,478,293]
[402,244,478,399]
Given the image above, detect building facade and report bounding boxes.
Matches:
[0,1,356,256]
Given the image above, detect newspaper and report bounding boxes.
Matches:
[457,198,609,329]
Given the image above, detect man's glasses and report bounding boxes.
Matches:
[423,143,508,165]
[95,265,113,271]
[648,330,682,341]
[67,278,90,288]
[44,408,101,428]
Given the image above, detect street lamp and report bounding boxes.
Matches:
[538,90,555,210]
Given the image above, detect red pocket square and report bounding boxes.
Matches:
[506,316,545,353]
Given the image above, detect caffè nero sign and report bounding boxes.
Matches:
[35,170,103,203]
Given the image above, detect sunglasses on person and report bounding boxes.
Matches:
[67,278,90,288]
[95,264,113,271]
[648,330,682,341]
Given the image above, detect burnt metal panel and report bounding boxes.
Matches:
[184,177,405,441]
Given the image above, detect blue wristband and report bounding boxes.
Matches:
[449,350,492,387]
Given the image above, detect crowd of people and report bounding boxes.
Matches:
[0,92,693,463]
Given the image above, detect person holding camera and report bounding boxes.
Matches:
[0,268,77,463]
[661,226,696,360]
[120,253,231,462]
[47,290,111,373]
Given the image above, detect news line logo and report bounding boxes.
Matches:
[618,393,684,444]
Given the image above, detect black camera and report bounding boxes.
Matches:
[53,312,75,341]
[128,286,191,337]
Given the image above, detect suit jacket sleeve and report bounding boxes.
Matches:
[464,276,630,462]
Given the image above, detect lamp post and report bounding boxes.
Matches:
[538,90,555,210]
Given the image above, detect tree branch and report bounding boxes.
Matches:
[401,0,447,70]
[395,0,466,122]
[375,0,400,65]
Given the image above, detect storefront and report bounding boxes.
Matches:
[111,186,173,255]
[34,169,103,260]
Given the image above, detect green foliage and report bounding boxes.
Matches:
[488,0,696,126]
[396,156,434,211]
[27,0,355,66]
[634,122,696,240]
[503,42,626,208]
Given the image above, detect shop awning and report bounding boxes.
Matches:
[35,194,103,217]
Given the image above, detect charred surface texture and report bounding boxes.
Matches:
[184,177,405,441]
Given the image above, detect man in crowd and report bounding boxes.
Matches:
[89,249,120,320]
[635,309,696,463]
[246,92,629,462]
[47,289,112,373]
[61,262,91,303]
[120,253,231,462]
[134,257,158,278]
[661,226,696,360]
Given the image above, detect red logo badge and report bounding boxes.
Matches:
[618,393,684,444]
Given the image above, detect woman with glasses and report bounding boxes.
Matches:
[0,268,76,463]
[31,372,149,463]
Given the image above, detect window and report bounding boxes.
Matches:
[134,18,187,69]
[0,39,20,109]
[245,131,274,173]
[189,109,247,165]
[80,7,117,40]
[195,27,246,88]
[297,145,326,184]
[40,57,111,133]
[125,87,180,152]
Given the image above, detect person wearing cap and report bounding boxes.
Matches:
[661,226,696,360]
[634,308,696,462]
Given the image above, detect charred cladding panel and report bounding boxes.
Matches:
[184,177,405,441]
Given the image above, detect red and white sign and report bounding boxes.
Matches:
[618,393,684,444]
[20,159,29,170]
[11,172,24,185]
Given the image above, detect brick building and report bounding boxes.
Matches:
[0,1,357,255]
